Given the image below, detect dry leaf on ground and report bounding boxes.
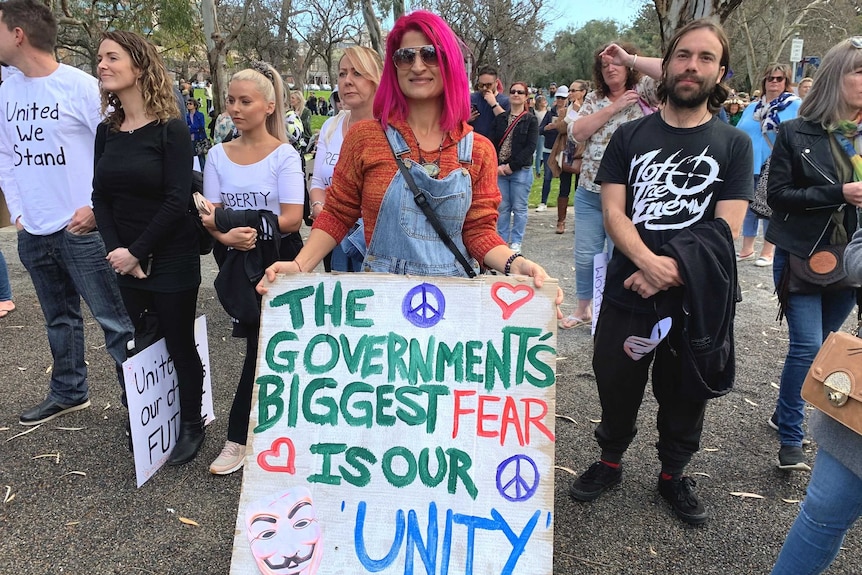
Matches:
[179,517,200,527]
[730,491,765,499]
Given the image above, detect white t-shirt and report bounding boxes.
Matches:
[203,143,304,213]
[310,112,348,192]
[0,64,102,233]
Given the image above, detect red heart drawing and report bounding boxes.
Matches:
[257,437,296,474]
[491,282,535,320]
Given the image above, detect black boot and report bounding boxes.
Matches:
[167,418,205,466]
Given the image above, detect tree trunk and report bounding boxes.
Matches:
[274,0,293,70]
[653,0,744,48]
[201,0,228,116]
[361,0,384,56]
[393,0,405,21]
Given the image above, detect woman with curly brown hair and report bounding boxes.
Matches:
[91,30,205,465]
[560,41,660,329]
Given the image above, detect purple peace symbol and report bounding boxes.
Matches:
[496,454,540,502]
[402,283,446,328]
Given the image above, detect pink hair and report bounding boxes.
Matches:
[374,10,470,132]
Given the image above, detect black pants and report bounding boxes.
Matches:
[120,286,203,422]
[227,329,258,445]
[591,301,706,475]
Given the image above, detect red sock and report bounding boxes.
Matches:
[601,460,620,469]
[660,472,675,481]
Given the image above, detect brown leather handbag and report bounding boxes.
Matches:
[801,331,862,435]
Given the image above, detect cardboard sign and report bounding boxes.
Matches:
[230,273,558,575]
[123,315,215,487]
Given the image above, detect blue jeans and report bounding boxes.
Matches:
[332,219,366,272]
[534,135,545,174]
[17,229,134,404]
[575,187,614,301]
[771,248,856,446]
[0,248,11,301]
[742,207,769,238]
[540,152,573,204]
[497,167,533,245]
[770,448,862,575]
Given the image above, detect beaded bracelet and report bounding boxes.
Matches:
[504,253,524,275]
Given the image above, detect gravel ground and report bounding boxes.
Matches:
[0,211,859,575]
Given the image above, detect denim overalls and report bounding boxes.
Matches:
[362,126,478,277]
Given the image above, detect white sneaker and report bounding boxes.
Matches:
[535,203,547,212]
[209,440,246,475]
[510,243,522,252]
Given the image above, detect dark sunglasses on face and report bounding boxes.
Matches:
[477,82,495,90]
[509,89,527,95]
[766,75,786,83]
[392,45,439,70]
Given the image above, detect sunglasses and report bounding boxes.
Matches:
[392,45,439,70]
[850,37,862,49]
[477,82,495,90]
[555,96,566,99]
[509,89,527,95]
[766,75,786,83]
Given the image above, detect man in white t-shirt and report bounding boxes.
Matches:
[0,0,133,426]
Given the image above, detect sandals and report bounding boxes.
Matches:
[0,301,15,319]
[558,313,591,330]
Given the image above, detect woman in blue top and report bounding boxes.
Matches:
[186,96,208,168]
[734,63,800,267]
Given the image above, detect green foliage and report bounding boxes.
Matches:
[532,5,661,88]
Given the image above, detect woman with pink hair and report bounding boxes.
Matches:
[260,10,561,302]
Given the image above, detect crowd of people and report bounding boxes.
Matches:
[1,0,861,572]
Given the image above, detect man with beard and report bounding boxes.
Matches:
[568,20,752,525]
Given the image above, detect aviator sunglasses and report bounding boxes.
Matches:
[850,37,862,49]
[392,45,440,70]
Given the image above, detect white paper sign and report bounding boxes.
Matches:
[230,273,559,575]
[592,252,609,335]
[123,315,214,487]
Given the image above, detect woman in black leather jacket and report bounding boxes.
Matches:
[492,80,539,252]
[764,38,862,473]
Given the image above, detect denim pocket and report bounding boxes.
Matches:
[398,181,468,241]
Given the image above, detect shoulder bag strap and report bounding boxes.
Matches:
[385,135,477,278]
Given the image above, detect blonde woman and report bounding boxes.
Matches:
[91,30,204,464]
[289,89,312,141]
[201,62,305,475]
[309,46,383,271]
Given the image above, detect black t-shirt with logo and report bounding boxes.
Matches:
[596,112,754,312]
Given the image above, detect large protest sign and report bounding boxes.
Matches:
[230,273,558,575]
[124,316,215,487]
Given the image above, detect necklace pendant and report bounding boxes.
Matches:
[422,163,440,178]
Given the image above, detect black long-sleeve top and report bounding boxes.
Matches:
[92,118,200,292]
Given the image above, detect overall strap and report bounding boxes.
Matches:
[457,131,474,165]
[384,125,411,157]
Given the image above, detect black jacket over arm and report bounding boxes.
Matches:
[660,219,738,400]
[492,112,539,171]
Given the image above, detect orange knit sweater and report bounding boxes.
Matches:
[313,118,506,264]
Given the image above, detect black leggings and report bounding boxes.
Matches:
[120,286,204,422]
[227,329,259,444]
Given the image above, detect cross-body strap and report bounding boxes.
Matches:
[385,132,476,278]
